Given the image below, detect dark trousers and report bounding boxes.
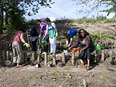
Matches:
[31,39,37,51]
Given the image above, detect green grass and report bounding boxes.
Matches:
[90,33,115,41]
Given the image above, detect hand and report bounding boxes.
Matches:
[67,47,71,52]
[56,32,58,37]
[39,35,41,38]
[24,43,30,48]
[43,36,45,39]
[67,44,71,48]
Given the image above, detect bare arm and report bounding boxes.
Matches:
[43,25,48,38]
[20,33,30,47]
[20,33,26,44]
[68,38,73,47]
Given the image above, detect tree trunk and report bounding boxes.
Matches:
[0,1,3,33]
[0,0,4,66]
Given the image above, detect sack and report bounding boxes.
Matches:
[40,38,48,47]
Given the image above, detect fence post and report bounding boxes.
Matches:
[101,50,105,62]
[109,50,112,60]
[44,52,48,66]
[71,52,75,65]
[52,54,56,66]
[62,52,65,65]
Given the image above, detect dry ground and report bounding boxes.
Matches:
[0,63,116,87]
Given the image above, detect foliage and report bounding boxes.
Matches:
[90,33,115,41]
[90,33,115,49]
[2,0,53,16]
[0,0,53,33]
[19,0,54,15]
[101,1,116,16]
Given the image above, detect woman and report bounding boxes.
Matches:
[12,29,30,67]
[44,18,58,66]
[77,29,94,69]
[36,19,48,52]
[36,19,48,67]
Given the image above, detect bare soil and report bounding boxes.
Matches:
[0,63,116,87]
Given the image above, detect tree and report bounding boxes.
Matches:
[0,0,54,33]
[101,0,116,16]
[73,0,116,17]
[0,0,3,33]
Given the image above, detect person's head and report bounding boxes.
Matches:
[36,19,41,25]
[45,18,51,25]
[20,28,26,33]
[78,29,89,39]
[29,22,34,27]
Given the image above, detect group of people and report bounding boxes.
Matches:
[11,17,95,70]
[12,18,58,67]
[66,29,94,70]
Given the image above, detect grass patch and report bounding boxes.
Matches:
[90,33,115,40]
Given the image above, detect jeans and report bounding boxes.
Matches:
[12,44,22,64]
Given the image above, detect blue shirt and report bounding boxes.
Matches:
[67,29,78,38]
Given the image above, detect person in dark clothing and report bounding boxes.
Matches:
[29,23,39,65]
[77,29,94,69]
[68,29,94,70]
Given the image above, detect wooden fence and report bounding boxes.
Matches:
[0,38,116,67]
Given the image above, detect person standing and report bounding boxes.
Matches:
[29,23,39,65]
[36,19,48,67]
[36,19,48,49]
[12,28,30,68]
[44,18,58,66]
[36,19,47,37]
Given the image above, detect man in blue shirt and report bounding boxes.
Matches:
[66,29,78,48]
